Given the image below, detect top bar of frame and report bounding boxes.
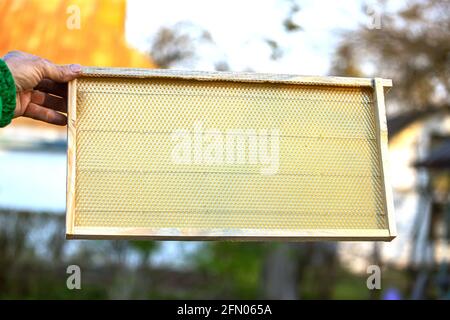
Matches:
[80,67,393,88]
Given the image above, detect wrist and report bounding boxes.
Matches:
[0,59,17,127]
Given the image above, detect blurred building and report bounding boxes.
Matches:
[340,110,450,279]
[389,110,450,265]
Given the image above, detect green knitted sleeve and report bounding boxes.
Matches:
[0,59,17,128]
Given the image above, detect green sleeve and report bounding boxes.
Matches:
[0,59,17,128]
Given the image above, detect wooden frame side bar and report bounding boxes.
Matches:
[66,79,77,236]
[373,78,397,239]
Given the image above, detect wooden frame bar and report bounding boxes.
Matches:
[373,78,397,239]
[67,227,392,241]
[66,79,77,236]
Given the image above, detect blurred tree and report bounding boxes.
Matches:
[194,242,267,298]
[265,39,284,61]
[332,0,450,299]
[150,22,213,68]
[262,244,300,299]
[332,43,363,78]
[282,0,302,32]
[265,0,302,61]
[332,0,450,113]
[260,0,339,300]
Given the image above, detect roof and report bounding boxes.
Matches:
[388,111,430,138]
[415,138,450,169]
[387,106,450,139]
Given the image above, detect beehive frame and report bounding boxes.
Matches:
[66,68,395,241]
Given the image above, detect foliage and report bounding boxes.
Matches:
[150,22,213,68]
[332,0,450,112]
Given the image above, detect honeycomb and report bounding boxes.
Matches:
[70,74,389,232]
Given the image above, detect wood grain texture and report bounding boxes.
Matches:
[373,78,397,239]
[66,79,77,236]
[81,67,393,88]
[68,227,394,241]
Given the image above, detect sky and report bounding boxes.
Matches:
[125,0,385,75]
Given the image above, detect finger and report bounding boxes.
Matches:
[31,90,66,112]
[23,103,67,126]
[39,60,82,83]
[34,78,68,99]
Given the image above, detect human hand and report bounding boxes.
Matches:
[3,51,82,125]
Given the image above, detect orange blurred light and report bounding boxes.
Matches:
[0,0,156,68]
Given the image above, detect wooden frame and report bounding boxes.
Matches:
[66,79,77,236]
[373,78,397,239]
[66,68,395,241]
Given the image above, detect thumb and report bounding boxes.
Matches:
[39,60,82,83]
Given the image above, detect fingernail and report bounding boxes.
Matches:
[70,64,82,73]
